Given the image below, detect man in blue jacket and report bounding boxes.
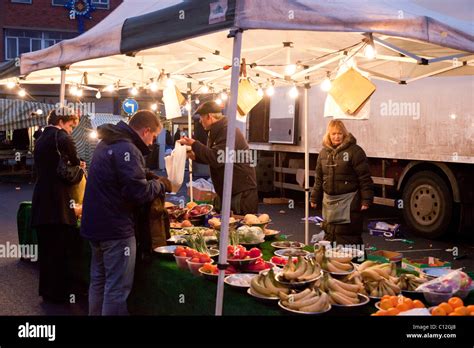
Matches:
[81,110,171,315]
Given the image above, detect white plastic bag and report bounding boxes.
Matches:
[165,141,187,193]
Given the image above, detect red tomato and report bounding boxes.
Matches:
[249,248,261,258]
[177,251,187,257]
[191,257,200,263]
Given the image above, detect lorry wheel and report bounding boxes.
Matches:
[401,171,452,239]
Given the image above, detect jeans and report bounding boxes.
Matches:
[88,236,136,315]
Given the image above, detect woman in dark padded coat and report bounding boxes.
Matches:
[311,120,373,245]
[31,107,85,303]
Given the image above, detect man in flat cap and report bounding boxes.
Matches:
[179,101,258,215]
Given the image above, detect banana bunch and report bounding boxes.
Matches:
[316,246,354,273]
[398,273,427,291]
[280,256,321,282]
[320,273,363,305]
[280,289,331,313]
[250,268,290,298]
[358,262,401,297]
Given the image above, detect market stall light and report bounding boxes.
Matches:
[289,85,299,98]
[364,44,376,59]
[221,91,228,101]
[195,98,200,105]
[76,89,83,97]
[150,81,158,92]
[95,91,101,99]
[69,85,78,95]
[185,103,191,112]
[321,77,332,92]
[285,64,297,76]
[266,85,275,96]
[36,109,43,115]
[215,98,222,105]
[89,130,98,139]
[201,85,209,93]
[18,88,26,97]
[105,84,114,92]
[151,103,158,111]
[130,85,138,96]
[257,87,264,97]
[6,81,16,89]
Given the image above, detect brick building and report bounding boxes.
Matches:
[0,0,123,110]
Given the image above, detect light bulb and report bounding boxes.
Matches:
[18,89,26,97]
[36,109,43,115]
[321,78,332,92]
[76,89,83,97]
[105,84,114,92]
[215,98,222,105]
[6,81,16,89]
[89,130,98,139]
[150,82,158,92]
[285,64,297,76]
[364,44,376,59]
[185,103,191,112]
[130,86,138,96]
[266,86,275,96]
[95,91,101,99]
[221,92,228,101]
[195,98,200,105]
[70,85,78,95]
[201,85,209,93]
[257,88,264,97]
[166,78,175,87]
[151,103,158,111]
[289,86,299,98]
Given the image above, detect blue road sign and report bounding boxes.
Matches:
[122,98,139,115]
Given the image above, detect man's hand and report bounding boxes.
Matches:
[361,204,369,211]
[178,136,195,146]
[157,177,173,193]
[187,150,196,161]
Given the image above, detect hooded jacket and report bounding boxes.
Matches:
[80,121,164,242]
[311,133,373,209]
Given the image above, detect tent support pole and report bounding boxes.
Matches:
[215,28,243,317]
[304,86,310,245]
[187,93,193,202]
[59,66,67,107]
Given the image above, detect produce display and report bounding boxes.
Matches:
[315,246,354,274]
[271,241,304,249]
[320,273,364,305]
[200,262,238,276]
[208,216,237,229]
[430,297,473,316]
[277,256,321,283]
[243,213,270,225]
[279,289,331,314]
[235,225,265,244]
[227,245,262,260]
[355,261,401,297]
[275,248,309,258]
[398,273,428,291]
[372,295,426,316]
[249,268,290,298]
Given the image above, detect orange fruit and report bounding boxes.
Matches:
[438,302,454,314]
[454,306,469,316]
[403,298,414,309]
[431,306,447,316]
[390,296,399,307]
[413,300,425,308]
[380,299,394,310]
[387,308,400,316]
[396,303,411,313]
[381,295,391,301]
[448,312,462,316]
[467,305,474,314]
[448,297,463,309]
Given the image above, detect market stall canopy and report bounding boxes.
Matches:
[0,99,55,131]
[1,0,473,93]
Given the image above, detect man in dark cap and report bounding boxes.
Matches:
[179,101,258,215]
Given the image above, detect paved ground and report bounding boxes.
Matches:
[0,173,473,315]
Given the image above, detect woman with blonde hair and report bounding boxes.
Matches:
[310,120,373,245]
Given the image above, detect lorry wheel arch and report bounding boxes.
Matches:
[397,161,460,203]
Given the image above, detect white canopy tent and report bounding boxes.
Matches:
[1,0,472,316]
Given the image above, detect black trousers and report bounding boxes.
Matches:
[36,224,75,302]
